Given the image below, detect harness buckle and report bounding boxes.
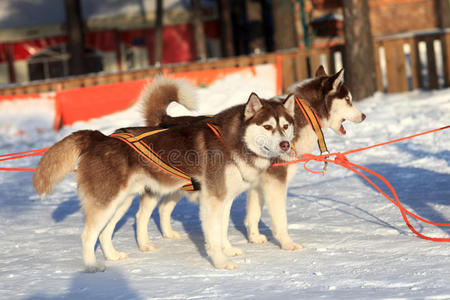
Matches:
[321,151,330,175]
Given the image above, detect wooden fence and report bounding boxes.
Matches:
[278,29,450,94]
[373,29,450,93]
[1,30,449,96]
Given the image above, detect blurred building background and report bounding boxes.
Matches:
[0,0,448,86]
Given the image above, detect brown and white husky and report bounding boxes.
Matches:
[33,92,296,272]
[139,67,366,252]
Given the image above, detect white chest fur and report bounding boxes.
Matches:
[231,153,269,186]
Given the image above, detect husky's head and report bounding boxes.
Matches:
[291,66,366,136]
[243,93,295,158]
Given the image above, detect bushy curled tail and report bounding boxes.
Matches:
[33,130,97,196]
[141,76,197,126]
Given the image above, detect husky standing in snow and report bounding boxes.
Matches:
[137,66,366,252]
[33,92,297,272]
[245,66,366,250]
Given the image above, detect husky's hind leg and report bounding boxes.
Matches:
[158,191,184,239]
[82,200,119,273]
[136,193,159,252]
[99,195,134,261]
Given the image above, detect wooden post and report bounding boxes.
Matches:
[191,0,207,61]
[281,55,295,92]
[413,37,424,89]
[64,0,85,75]
[6,43,15,84]
[425,37,439,90]
[440,33,450,87]
[114,29,122,72]
[217,0,234,57]
[154,0,163,66]
[373,41,384,92]
[407,38,420,90]
[294,51,308,82]
[384,40,408,93]
[309,48,323,75]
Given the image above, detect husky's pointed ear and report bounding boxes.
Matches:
[315,65,327,77]
[333,69,345,91]
[245,93,263,120]
[324,68,344,94]
[283,94,295,117]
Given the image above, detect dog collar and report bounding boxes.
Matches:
[295,96,329,171]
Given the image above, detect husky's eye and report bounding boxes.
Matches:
[263,125,273,131]
[345,96,352,105]
[283,124,289,130]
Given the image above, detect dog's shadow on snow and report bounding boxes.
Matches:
[24,268,141,300]
[395,142,450,163]
[158,197,207,256]
[287,180,408,236]
[357,162,450,234]
[153,193,274,258]
[359,144,450,233]
[50,190,274,259]
[52,196,81,222]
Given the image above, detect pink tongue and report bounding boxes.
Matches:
[340,124,346,135]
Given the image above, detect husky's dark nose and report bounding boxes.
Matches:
[361,113,366,121]
[279,141,290,151]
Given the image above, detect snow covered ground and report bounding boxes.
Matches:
[0,67,449,299]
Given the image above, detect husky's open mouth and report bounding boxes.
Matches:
[339,119,347,135]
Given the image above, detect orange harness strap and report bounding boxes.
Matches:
[111,130,200,192]
[110,122,223,192]
[294,96,329,173]
[206,123,225,144]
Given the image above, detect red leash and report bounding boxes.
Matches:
[1,126,449,241]
[272,125,450,242]
[0,147,48,171]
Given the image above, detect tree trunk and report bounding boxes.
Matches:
[434,0,450,28]
[154,0,163,66]
[246,0,265,54]
[217,0,234,57]
[191,0,207,60]
[272,0,297,50]
[6,43,15,83]
[342,0,377,100]
[64,0,85,75]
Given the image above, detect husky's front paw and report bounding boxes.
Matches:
[139,243,157,252]
[249,233,268,244]
[215,260,238,270]
[85,263,106,273]
[281,241,304,251]
[223,246,244,257]
[163,230,182,239]
[106,251,129,261]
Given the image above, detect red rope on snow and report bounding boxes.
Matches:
[0,147,48,171]
[1,126,449,241]
[272,125,450,242]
